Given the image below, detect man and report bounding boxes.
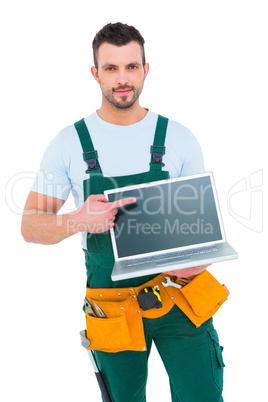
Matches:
[22,23,224,401]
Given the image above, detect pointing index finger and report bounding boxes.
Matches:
[112,197,137,209]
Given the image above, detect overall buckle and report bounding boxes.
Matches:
[83,150,100,173]
[150,145,165,167]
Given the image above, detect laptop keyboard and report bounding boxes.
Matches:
[126,245,218,267]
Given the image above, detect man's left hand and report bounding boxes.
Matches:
[164,264,211,278]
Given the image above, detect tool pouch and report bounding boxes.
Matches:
[83,271,229,352]
[84,289,146,353]
[165,270,230,327]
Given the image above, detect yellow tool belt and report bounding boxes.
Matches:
[84,270,229,353]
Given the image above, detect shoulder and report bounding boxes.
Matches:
[162,114,205,175]
[41,121,85,172]
[166,117,196,142]
[45,124,77,152]
[54,117,94,154]
[59,112,98,143]
[166,117,203,152]
[58,122,80,145]
[153,114,200,152]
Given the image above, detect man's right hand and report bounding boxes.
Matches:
[21,191,136,245]
[69,194,136,234]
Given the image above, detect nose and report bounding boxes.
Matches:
[116,68,129,86]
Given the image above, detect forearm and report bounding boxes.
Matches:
[21,193,135,245]
[21,209,78,245]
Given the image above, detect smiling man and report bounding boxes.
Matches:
[21,23,225,402]
[93,41,148,111]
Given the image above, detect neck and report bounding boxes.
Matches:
[97,98,148,125]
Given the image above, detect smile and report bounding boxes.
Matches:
[114,88,133,96]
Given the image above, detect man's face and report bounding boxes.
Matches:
[92,41,149,110]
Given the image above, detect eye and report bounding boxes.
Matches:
[128,65,138,70]
[106,67,115,71]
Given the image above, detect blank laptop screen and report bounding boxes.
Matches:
[107,175,223,259]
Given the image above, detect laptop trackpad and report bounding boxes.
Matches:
[155,257,191,267]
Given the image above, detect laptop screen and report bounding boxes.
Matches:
[106,174,224,259]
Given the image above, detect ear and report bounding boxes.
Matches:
[91,66,99,83]
[144,63,149,79]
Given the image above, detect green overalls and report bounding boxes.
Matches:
[74,115,224,402]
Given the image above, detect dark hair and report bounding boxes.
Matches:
[92,22,145,68]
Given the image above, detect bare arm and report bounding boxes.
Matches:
[21,191,136,245]
[164,265,211,278]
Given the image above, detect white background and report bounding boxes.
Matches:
[1,0,267,401]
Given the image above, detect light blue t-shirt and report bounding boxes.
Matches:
[31,110,205,248]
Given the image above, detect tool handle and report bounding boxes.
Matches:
[95,372,112,402]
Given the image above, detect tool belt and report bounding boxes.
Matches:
[84,270,229,353]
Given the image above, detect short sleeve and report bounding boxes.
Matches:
[180,130,205,176]
[31,131,72,200]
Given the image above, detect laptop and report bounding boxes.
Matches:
[104,172,238,281]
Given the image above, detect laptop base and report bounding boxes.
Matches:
[111,242,237,281]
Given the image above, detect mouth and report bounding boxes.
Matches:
[114,87,133,96]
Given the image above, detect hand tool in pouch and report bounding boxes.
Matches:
[80,330,112,402]
[138,286,162,311]
[93,301,107,318]
[84,297,97,317]
[162,276,183,289]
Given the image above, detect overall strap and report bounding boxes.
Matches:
[150,115,169,172]
[74,119,102,175]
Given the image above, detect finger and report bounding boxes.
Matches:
[112,197,137,209]
[106,210,117,220]
[94,194,109,203]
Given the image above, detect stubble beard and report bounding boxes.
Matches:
[100,83,144,110]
